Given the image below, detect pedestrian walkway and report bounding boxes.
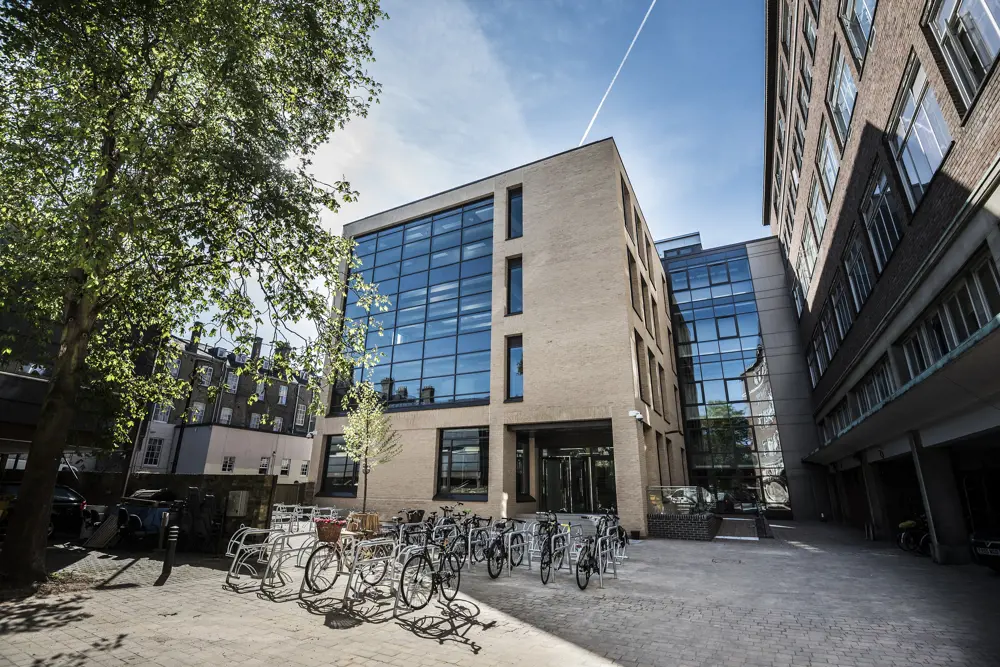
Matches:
[2,523,999,666]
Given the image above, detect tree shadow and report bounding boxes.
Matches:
[29,633,127,667]
[395,599,496,655]
[0,594,93,635]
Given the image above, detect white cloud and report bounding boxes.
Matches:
[312,0,536,234]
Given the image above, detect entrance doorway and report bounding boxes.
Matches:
[539,447,615,513]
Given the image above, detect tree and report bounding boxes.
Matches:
[0,0,387,586]
[342,383,401,513]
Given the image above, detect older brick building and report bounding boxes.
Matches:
[764,0,1000,561]
[312,139,685,536]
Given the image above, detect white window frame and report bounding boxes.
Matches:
[280,458,291,476]
[278,385,288,406]
[152,403,172,423]
[219,407,233,425]
[803,6,818,53]
[827,43,859,143]
[199,364,214,387]
[273,416,284,433]
[142,438,163,467]
[189,401,205,424]
[841,0,878,61]
[255,380,265,399]
[222,455,235,473]
[817,120,841,199]
[258,456,270,475]
[844,231,874,312]
[831,276,855,338]
[929,0,1000,105]
[294,403,307,427]
[888,60,953,208]
[249,413,261,430]
[226,371,238,393]
[808,178,829,242]
[167,358,180,378]
[300,461,310,476]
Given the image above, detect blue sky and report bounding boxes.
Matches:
[315,0,767,249]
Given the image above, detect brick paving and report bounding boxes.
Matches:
[2,523,1000,666]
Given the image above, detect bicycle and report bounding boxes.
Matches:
[485,518,527,579]
[575,534,601,590]
[535,512,568,585]
[897,515,931,556]
[398,527,462,610]
[588,506,628,569]
[304,529,392,593]
[444,511,491,568]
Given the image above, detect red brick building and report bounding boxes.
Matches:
[764,0,1000,563]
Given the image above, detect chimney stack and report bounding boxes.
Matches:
[251,336,263,360]
[187,322,204,352]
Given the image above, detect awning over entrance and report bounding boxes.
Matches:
[806,318,1000,466]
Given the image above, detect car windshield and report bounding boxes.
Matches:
[53,487,81,502]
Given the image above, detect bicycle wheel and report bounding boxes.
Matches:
[509,533,525,567]
[900,530,918,552]
[471,531,488,563]
[540,545,552,585]
[917,533,932,557]
[486,539,505,579]
[439,552,462,602]
[304,544,341,593]
[449,532,469,568]
[575,545,592,590]
[358,543,391,586]
[400,553,434,610]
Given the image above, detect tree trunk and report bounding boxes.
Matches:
[362,456,369,514]
[0,274,94,586]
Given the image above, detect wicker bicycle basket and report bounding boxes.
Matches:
[316,521,343,543]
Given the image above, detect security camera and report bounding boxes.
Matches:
[628,410,644,422]
[305,431,316,439]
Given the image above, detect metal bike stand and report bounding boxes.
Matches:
[595,534,618,589]
[341,537,396,604]
[392,542,440,617]
[504,527,531,577]
[546,526,571,582]
[466,526,492,572]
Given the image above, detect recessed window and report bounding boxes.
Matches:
[222,456,235,473]
[817,120,840,198]
[278,385,288,405]
[889,61,953,208]
[321,436,358,496]
[803,6,818,53]
[273,416,284,433]
[219,407,233,425]
[258,456,270,475]
[198,364,214,387]
[507,336,523,400]
[249,413,261,430]
[301,461,310,476]
[843,0,877,62]
[854,356,895,415]
[862,170,906,272]
[929,0,1000,104]
[781,0,792,54]
[635,331,650,404]
[438,428,489,499]
[779,61,789,108]
[828,44,858,142]
[507,187,523,239]
[189,401,206,424]
[507,257,522,315]
[622,177,634,239]
[809,179,828,242]
[628,252,642,318]
[844,231,874,312]
[515,433,530,500]
[280,458,291,476]
[142,438,163,467]
[294,403,307,426]
[152,403,172,423]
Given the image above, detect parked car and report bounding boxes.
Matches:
[0,482,87,539]
[971,532,1000,573]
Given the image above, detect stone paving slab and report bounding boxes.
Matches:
[1,522,999,667]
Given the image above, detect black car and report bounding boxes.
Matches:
[971,533,1000,573]
[0,482,87,538]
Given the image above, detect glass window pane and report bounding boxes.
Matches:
[458,331,491,353]
[728,259,751,282]
[461,256,492,278]
[402,239,430,259]
[392,341,423,362]
[431,246,461,268]
[461,274,492,297]
[392,360,422,381]
[394,323,424,345]
[427,298,458,321]
[401,255,429,275]
[463,222,493,244]
[429,281,459,303]
[404,222,431,242]
[399,272,428,292]
[457,350,490,374]
[432,213,462,236]
[374,277,399,295]
[423,356,456,377]
[456,371,490,396]
[374,263,400,282]
[696,319,718,341]
[423,334,456,357]
[507,337,523,399]
[429,264,461,285]
[389,379,420,403]
[462,240,492,261]
[396,306,426,326]
[670,271,689,290]
[702,362,724,379]
[377,230,403,250]
[397,288,427,310]
[375,245,402,267]
[709,264,729,284]
[737,313,760,336]
[459,311,491,333]
[703,380,726,402]
[425,318,457,340]
[421,375,454,401]
[689,266,710,289]
[432,230,462,251]
[460,292,491,314]
[463,205,493,226]
[355,237,377,256]
[508,190,523,239]
[717,317,738,338]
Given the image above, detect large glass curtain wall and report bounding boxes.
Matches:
[666,247,790,514]
[345,198,494,407]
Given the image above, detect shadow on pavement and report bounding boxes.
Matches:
[25,633,127,667]
[0,594,93,635]
[395,599,496,655]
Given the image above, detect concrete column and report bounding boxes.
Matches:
[825,469,841,523]
[527,433,538,500]
[834,469,851,524]
[909,432,970,564]
[858,454,892,540]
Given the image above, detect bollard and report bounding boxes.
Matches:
[154,525,179,587]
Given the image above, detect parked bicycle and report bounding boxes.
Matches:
[575,533,601,590]
[535,512,568,585]
[444,510,492,567]
[304,531,391,594]
[897,515,931,556]
[486,518,527,579]
[398,526,462,609]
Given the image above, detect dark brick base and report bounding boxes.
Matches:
[647,513,722,540]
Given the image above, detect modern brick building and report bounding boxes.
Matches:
[312,139,685,535]
[658,233,825,520]
[764,0,1000,560]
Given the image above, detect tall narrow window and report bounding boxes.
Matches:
[142,438,163,467]
[648,349,661,413]
[809,179,829,242]
[641,280,653,337]
[818,121,841,198]
[843,0,877,61]
[828,44,858,142]
[628,252,642,317]
[280,458,291,475]
[294,402,307,426]
[226,371,238,393]
[249,412,261,429]
[222,456,235,473]
[189,401,206,423]
[506,336,523,400]
[152,403,172,423]
[635,331,650,403]
[844,232,874,311]
[198,364,214,387]
[273,416,284,432]
[930,0,1000,103]
[219,407,233,425]
[507,187,523,239]
[889,62,953,207]
[321,436,358,496]
[658,363,668,417]
[622,177,634,239]
[515,432,531,500]
[277,385,288,405]
[258,456,271,475]
[804,8,818,52]
[507,257,523,315]
[862,170,906,272]
[781,0,792,54]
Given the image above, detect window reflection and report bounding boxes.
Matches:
[352,198,494,408]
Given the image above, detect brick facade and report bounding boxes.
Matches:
[646,513,722,540]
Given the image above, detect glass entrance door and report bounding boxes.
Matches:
[539,447,615,513]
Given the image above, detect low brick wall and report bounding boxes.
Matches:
[647,512,722,540]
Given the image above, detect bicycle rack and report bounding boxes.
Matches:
[543,525,572,581]
[342,537,397,603]
[595,534,618,589]
[503,527,531,577]
[225,528,286,587]
[392,542,443,616]
[465,526,493,572]
[261,530,316,590]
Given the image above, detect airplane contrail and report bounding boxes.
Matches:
[579,0,657,147]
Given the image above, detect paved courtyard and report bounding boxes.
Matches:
[2,522,999,667]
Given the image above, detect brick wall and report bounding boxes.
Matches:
[646,513,722,540]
